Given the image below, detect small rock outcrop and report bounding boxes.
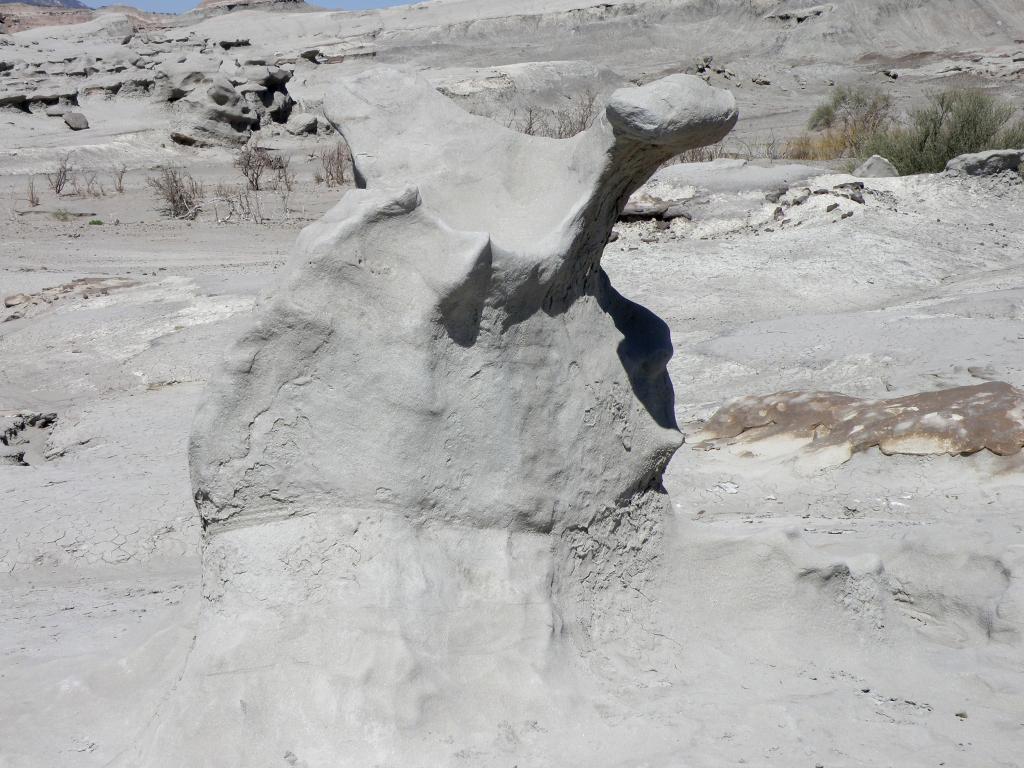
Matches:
[170,73,257,145]
[158,53,295,145]
[697,382,1024,467]
[945,148,1024,176]
[853,154,899,177]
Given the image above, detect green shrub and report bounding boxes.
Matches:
[88,219,103,225]
[864,88,1024,174]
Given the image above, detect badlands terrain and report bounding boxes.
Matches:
[2,0,1024,766]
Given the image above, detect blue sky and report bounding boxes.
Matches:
[91,0,410,13]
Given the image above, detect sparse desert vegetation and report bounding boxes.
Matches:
[45,154,72,195]
[787,85,1024,172]
[495,89,600,138]
[235,144,275,191]
[25,177,40,208]
[147,166,204,220]
[863,88,1024,174]
[111,164,128,194]
[319,141,350,187]
[211,182,265,223]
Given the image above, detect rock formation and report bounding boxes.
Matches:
[945,148,1024,176]
[697,382,1024,467]
[161,55,294,145]
[125,69,737,765]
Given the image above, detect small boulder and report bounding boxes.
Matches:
[945,149,1024,176]
[853,154,899,178]
[621,194,670,218]
[44,103,70,117]
[286,112,318,135]
[170,131,204,147]
[4,293,30,308]
[63,112,89,131]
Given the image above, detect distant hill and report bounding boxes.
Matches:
[0,0,89,8]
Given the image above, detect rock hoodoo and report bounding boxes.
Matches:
[127,69,737,766]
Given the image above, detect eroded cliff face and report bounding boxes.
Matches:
[121,71,736,766]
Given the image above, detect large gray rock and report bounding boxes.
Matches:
[125,69,737,766]
[854,154,899,177]
[945,148,1024,176]
[171,74,257,146]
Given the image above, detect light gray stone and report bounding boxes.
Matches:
[854,154,899,177]
[285,111,316,135]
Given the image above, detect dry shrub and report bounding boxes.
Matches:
[77,171,104,198]
[505,91,600,139]
[273,154,295,192]
[46,154,72,195]
[786,85,896,160]
[236,144,274,191]
[783,131,849,161]
[512,105,544,136]
[662,134,785,166]
[26,177,40,207]
[674,141,729,163]
[809,85,894,145]
[112,164,127,194]
[553,90,598,138]
[147,166,204,219]
[211,182,264,224]
[319,142,349,187]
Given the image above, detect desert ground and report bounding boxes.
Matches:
[2,1,1023,766]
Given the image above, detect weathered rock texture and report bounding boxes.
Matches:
[126,69,736,765]
[945,148,1024,176]
[697,382,1024,467]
